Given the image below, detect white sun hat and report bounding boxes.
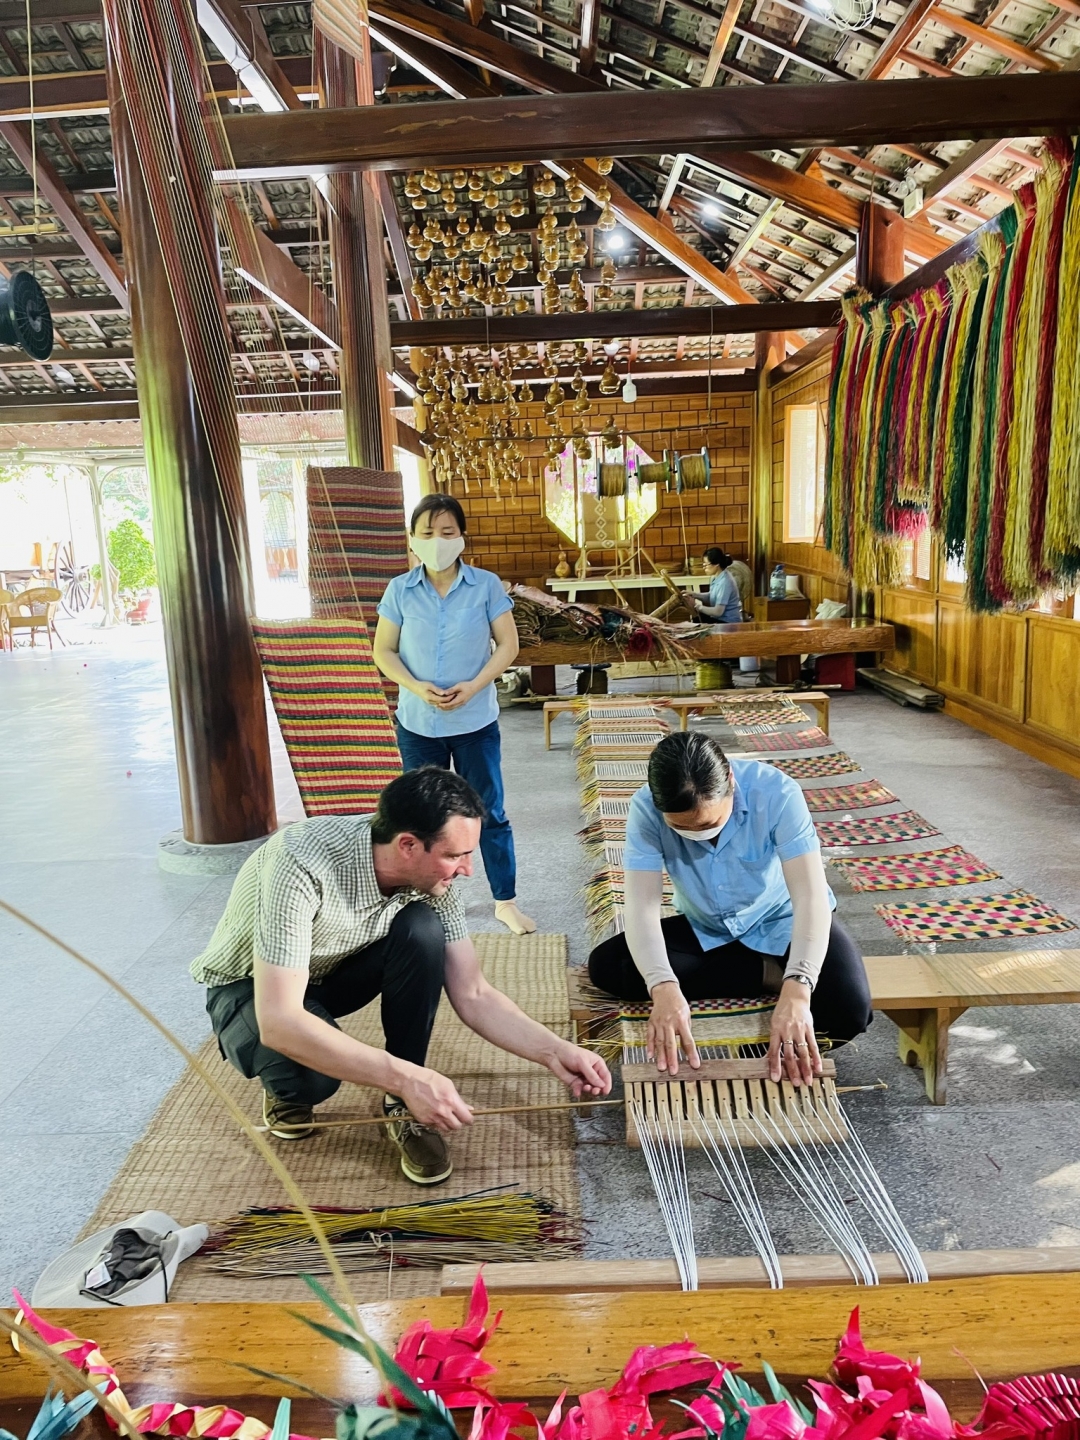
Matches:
[31,1211,208,1307]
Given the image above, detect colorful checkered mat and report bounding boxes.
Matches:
[697,695,805,728]
[829,845,1002,892]
[803,781,897,812]
[876,890,1078,945]
[736,727,832,752]
[252,617,401,816]
[815,810,941,847]
[763,752,862,779]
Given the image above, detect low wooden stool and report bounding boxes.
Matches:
[543,698,578,749]
[865,949,1080,1106]
[663,689,831,735]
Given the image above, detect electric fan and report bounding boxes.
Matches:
[0,269,53,360]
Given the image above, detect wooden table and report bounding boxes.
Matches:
[542,690,832,749]
[4,1275,1080,1424]
[522,619,894,694]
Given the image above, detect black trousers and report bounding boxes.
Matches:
[206,901,447,1106]
[588,914,872,1045]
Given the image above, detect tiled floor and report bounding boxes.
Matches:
[3,628,1080,1296]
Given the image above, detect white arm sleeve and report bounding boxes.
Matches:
[624,868,677,991]
[780,850,832,989]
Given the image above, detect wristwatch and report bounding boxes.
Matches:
[785,973,814,993]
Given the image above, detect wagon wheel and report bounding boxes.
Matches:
[54,540,91,615]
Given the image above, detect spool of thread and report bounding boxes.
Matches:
[599,461,628,497]
[638,460,670,487]
[695,660,731,690]
[676,447,711,493]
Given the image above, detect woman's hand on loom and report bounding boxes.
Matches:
[647,981,700,1076]
[767,982,822,1086]
[546,1042,613,1097]
[399,1066,475,1130]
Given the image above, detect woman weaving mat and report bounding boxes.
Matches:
[588,733,872,1083]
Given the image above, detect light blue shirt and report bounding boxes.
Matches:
[707,568,744,622]
[622,758,834,955]
[377,562,513,738]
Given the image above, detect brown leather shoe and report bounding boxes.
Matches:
[263,1089,315,1140]
[383,1099,453,1185]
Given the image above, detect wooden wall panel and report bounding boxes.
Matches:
[936,601,1026,718]
[1025,617,1080,744]
[444,390,752,586]
[880,589,936,684]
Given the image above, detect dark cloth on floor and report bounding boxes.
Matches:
[396,717,518,901]
[206,900,446,1106]
[588,913,872,1044]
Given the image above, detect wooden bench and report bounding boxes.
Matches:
[543,690,830,750]
[567,949,1080,1105]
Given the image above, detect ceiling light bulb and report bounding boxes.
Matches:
[52,365,76,385]
[704,201,723,219]
[602,339,621,357]
[301,350,320,373]
[606,230,626,251]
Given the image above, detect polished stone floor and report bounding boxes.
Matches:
[2,625,1080,1296]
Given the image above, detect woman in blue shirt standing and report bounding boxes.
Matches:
[684,547,745,623]
[587,732,871,1084]
[374,494,535,936]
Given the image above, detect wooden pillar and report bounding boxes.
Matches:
[856,201,905,296]
[751,331,785,597]
[103,11,276,846]
[317,32,396,471]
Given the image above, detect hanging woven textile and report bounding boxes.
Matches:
[252,618,401,817]
[825,137,1080,612]
[307,465,408,631]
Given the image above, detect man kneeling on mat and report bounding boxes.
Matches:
[192,768,611,1185]
[587,732,872,1084]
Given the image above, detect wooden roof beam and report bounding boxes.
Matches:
[195,0,303,111]
[553,157,756,304]
[225,200,341,348]
[579,0,600,73]
[390,299,839,345]
[0,121,128,309]
[367,0,602,93]
[927,6,1062,70]
[218,74,1080,177]
[368,22,502,97]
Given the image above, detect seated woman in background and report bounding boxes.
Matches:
[373,493,535,937]
[587,732,872,1083]
[684,547,745,623]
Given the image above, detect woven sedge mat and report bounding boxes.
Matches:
[803,780,898,813]
[829,845,1003,893]
[79,933,577,1304]
[763,752,862,779]
[734,726,832,753]
[875,891,1079,946]
[816,810,941,847]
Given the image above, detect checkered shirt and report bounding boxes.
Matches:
[190,814,468,986]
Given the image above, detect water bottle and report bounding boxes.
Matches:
[769,563,786,600]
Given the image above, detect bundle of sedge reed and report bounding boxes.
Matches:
[202,1186,583,1276]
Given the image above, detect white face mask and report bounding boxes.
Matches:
[410,534,465,572]
[670,823,725,842]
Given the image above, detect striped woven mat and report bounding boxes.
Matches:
[308,465,408,630]
[815,810,941,847]
[829,845,1002,892]
[252,617,401,816]
[876,891,1078,944]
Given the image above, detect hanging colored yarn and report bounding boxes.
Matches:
[825,138,1080,612]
